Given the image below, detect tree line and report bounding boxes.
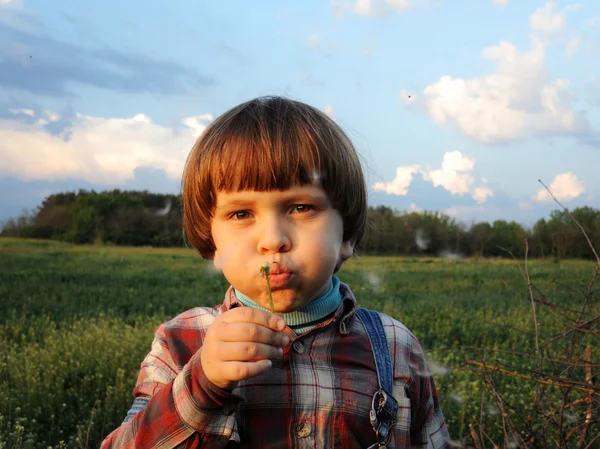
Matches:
[1,189,599,259]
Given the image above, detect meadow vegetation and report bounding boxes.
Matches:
[0,238,597,448]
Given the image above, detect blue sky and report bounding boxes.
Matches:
[1,0,599,228]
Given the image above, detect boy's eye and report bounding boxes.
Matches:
[291,204,314,213]
[230,211,250,220]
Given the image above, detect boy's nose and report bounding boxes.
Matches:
[257,215,291,254]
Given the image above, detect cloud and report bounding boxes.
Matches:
[406,2,589,145]
[9,107,34,117]
[585,16,600,28]
[384,0,413,14]
[529,1,573,35]
[0,0,21,8]
[493,0,510,7]
[0,13,214,98]
[587,78,600,107]
[336,0,418,17]
[445,204,485,218]
[373,151,493,203]
[354,0,373,15]
[0,108,212,184]
[534,172,586,202]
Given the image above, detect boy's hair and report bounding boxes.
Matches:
[181,96,368,260]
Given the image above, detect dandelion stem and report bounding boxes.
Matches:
[260,262,275,313]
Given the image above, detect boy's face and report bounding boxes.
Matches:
[211,185,354,313]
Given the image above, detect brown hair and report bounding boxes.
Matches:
[181,96,367,260]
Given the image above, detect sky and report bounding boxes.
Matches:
[1,0,599,228]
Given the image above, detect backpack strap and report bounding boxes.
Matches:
[355,308,399,448]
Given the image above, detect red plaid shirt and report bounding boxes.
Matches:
[101,282,450,448]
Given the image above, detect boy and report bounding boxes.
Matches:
[101,96,450,448]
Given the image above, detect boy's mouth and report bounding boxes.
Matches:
[268,263,292,275]
[264,263,294,288]
[267,272,294,288]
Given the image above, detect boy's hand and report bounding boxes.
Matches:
[200,307,290,390]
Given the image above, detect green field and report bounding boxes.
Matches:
[0,238,597,448]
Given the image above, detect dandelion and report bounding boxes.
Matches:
[260,262,275,313]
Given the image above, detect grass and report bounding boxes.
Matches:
[0,237,596,448]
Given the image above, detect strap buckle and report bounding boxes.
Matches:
[369,388,398,447]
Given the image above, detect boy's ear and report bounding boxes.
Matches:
[213,250,222,270]
[334,240,355,274]
[340,239,355,261]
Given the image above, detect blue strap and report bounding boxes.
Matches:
[355,308,398,448]
[122,396,150,424]
[355,308,393,393]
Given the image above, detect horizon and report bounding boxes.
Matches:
[1,0,599,227]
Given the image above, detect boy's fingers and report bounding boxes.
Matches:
[220,342,284,362]
[223,360,273,382]
[220,323,290,347]
[222,307,286,331]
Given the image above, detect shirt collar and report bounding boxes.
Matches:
[221,281,358,335]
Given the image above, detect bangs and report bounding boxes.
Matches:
[182,96,367,260]
[209,118,328,193]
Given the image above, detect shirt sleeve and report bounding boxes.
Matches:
[407,331,451,448]
[381,314,451,448]
[100,315,242,449]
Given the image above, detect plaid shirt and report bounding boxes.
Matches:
[101,282,450,448]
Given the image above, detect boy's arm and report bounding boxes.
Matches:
[100,316,242,449]
[407,334,451,448]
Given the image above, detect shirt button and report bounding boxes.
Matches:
[292,341,305,354]
[296,421,312,438]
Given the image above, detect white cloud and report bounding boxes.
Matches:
[0,0,22,7]
[0,109,213,184]
[473,186,494,204]
[409,2,588,145]
[181,113,213,136]
[423,151,475,195]
[529,1,568,35]
[9,108,35,117]
[342,0,417,16]
[373,165,421,196]
[534,172,586,202]
[354,0,373,15]
[445,205,485,218]
[384,0,412,14]
[493,0,510,7]
[373,150,493,203]
[585,16,600,28]
[518,201,533,209]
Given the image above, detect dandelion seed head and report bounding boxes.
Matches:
[563,411,578,423]
[426,360,451,376]
[450,393,464,404]
[415,228,430,250]
[310,170,322,185]
[366,272,381,289]
[438,249,464,260]
[155,199,172,217]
